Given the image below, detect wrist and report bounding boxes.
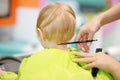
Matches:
[91,14,103,32]
[97,13,105,27]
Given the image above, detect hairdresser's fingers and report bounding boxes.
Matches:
[76,30,84,51]
[87,33,94,47]
[79,34,85,52]
[82,33,89,52]
[73,57,95,63]
[73,52,94,57]
[82,63,96,69]
[79,34,86,51]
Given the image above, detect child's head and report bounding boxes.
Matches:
[36,3,76,48]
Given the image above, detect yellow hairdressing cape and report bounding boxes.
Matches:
[0,48,114,80]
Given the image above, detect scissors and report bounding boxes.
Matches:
[58,39,98,45]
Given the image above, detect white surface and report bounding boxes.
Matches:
[13,7,40,44]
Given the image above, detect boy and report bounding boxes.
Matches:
[0,3,113,80]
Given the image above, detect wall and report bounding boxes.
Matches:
[0,0,44,55]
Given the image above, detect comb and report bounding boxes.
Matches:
[58,39,97,45]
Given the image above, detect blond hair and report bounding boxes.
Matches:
[36,3,76,48]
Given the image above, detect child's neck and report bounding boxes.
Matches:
[57,45,69,51]
[42,41,69,51]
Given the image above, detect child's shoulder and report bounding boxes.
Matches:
[28,48,72,60]
[34,48,69,55]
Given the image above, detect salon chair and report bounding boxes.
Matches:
[0,56,22,73]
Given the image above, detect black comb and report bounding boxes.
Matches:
[58,39,97,45]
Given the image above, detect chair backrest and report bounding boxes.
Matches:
[0,56,21,73]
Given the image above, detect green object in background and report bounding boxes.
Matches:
[49,0,105,8]
[77,0,105,8]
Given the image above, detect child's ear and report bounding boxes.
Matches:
[37,27,47,48]
[37,27,44,41]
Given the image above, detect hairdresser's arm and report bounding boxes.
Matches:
[73,52,120,80]
[101,3,120,25]
[76,3,120,52]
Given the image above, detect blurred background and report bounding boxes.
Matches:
[0,0,120,61]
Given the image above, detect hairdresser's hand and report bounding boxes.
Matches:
[76,16,102,52]
[72,52,120,74]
